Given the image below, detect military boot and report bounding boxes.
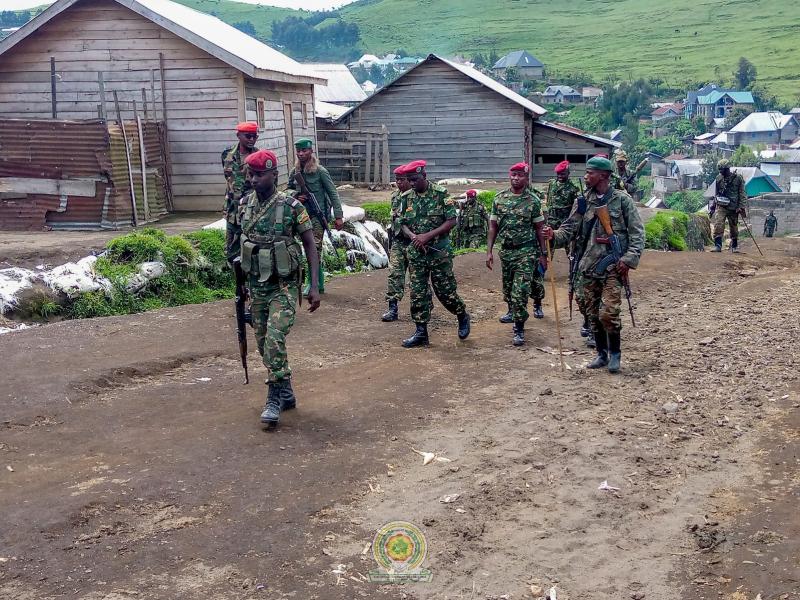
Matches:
[512,321,525,346]
[278,379,296,411]
[457,312,471,340]
[607,331,622,374]
[580,317,591,338]
[587,328,609,369]
[586,330,597,348]
[711,236,723,252]
[533,300,544,319]
[402,323,429,348]
[499,304,514,324]
[730,238,739,253]
[260,383,281,425]
[381,300,399,322]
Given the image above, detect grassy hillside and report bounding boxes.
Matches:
[180,0,798,103]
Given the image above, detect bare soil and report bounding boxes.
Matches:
[1,235,799,600]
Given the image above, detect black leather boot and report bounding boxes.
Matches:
[381,300,399,322]
[587,328,609,369]
[712,236,723,252]
[457,312,471,340]
[607,331,622,374]
[533,300,544,319]
[279,379,295,410]
[499,304,513,324]
[260,383,281,425]
[586,330,596,348]
[512,321,525,346]
[402,323,429,348]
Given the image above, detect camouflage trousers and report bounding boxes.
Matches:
[385,241,409,302]
[499,248,541,322]
[225,206,241,263]
[582,274,623,334]
[407,245,466,324]
[458,229,486,249]
[309,215,325,254]
[250,280,298,383]
[572,270,590,319]
[712,206,739,241]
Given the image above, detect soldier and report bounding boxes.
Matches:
[221,122,259,261]
[287,138,344,294]
[764,210,778,237]
[398,160,471,347]
[544,156,644,374]
[381,164,412,322]
[612,149,638,198]
[235,150,321,427]
[455,189,488,248]
[485,162,548,346]
[709,159,747,252]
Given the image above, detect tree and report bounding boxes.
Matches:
[733,57,757,89]
[488,49,500,67]
[598,78,654,128]
[505,66,520,82]
[700,149,723,185]
[724,105,753,129]
[369,64,384,86]
[233,21,257,37]
[471,53,486,68]
[622,114,640,149]
[730,144,760,167]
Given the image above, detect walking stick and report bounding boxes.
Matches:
[738,213,764,257]
[546,240,566,373]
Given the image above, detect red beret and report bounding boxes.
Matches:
[466,189,477,197]
[393,164,408,176]
[594,153,608,159]
[555,160,570,174]
[404,160,427,174]
[245,149,278,171]
[509,162,530,174]
[236,122,259,133]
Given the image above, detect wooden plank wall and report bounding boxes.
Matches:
[243,78,315,186]
[0,0,242,211]
[531,122,615,182]
[344,59,526,180]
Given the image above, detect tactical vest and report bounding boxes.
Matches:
[239,194,302,283]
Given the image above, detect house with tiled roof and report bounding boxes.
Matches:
[491,50,544,80]
[651,103,684,122]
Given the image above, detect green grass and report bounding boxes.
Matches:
[645,210,691,251]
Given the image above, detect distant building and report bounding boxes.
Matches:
[651,103,684,122]
[759,149,800,192]
[684,84,754,120]
[542,85,581,104]
[581,86,603,105]
[492,50,544,80]
[724,112,800,147]
[703,167,781,199]
[304,63,367,106]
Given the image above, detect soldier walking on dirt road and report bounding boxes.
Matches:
[710,159,748,252]
[764,210,778,238]
[221,122,259,262]
[455,189,489,248]
[381,164,412,322]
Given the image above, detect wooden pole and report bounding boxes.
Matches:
[137,115,150,222]
[132,99,138,121]
[150,69,157,120]
[381,125,390,185]
[158,53,174,212]
[50,57,57,118]
[158,53,168,120]
[364,135,372,185]
[547,240,566,372]
[141,89,148,121]
[114,90,139,227]
[97,72,106,120]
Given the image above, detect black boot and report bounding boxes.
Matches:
[381,300,399,322]
[607,331,622,374]
[730,238,739,253]
[457,312,471,340]
[712,236,723,252]
[586,330,596,348]
[533,300,544,319]
[260,383,281,425]
[580,317,591,337]
[587,328,609,369]
[499,304,513,324]
[402,323,429,348]
[512,321,525,346]
[279,379,296,410]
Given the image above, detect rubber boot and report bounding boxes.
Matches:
[512,321,525,346]
[402,323,429,348]
[279,379,296,411]
[586,330,596,348]
[533,300,544,319]
[580,317,591,337]
[712,236,723,252]
[607,331,622,374]
[457,312,471,340]
[730,238,739,254]
[587,328,609,369]
[260,383,281,425]
[382,300,399,322]
[499,304,514,324]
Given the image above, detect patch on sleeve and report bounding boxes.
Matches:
[297,206,310,226]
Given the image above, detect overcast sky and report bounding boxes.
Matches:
[4,0,355,10]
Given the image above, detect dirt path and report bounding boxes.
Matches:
[1,238,798,600]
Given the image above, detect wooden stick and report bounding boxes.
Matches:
[97,72,106,120]
[50,57,57,118]
[114,90,139,227]
[547,239,566,372]
[150,69,157,120]
[137,115,150,222]
[141,88,148,121]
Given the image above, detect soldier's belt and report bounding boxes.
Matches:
[501,239,536,250]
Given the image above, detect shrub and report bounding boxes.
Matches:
[362,201,391,226]
[645,210,690,250]
[477,190,496,212]
[664,190,706,214]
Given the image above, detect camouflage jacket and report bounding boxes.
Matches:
[458,201,488,233]
[545,178,580,228]
[389,189,406,240]
[399,182,456,249]
[490,187,545,251]
[221,144,253,217]
[554,187,644,277]
[287,164,344,220]
[612,169,637,198]
[714,172,747,211]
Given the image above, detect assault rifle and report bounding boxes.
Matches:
[593,202,636,327]
[292,172,334,243]
[567,180,587,320]
[232,258,252,384]
[623,158,649,187]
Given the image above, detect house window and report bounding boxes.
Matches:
[536,154,566,165]
[301,103,309,127]
[256,98,266,130]
[245,97,258,123]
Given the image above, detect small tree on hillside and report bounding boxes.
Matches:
[472,53,487,68]
[724,105,753,128]
[733,57,757,89]
[730,144,760,167]
[488,49,500,67]
[233,21,257,37]
[505,66,520,82]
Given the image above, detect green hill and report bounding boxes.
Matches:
[182,0,798,104]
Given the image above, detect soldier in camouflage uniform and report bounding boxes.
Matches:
[381,164,412,322]
[398,160,471,348]
[612,149,638,198]
[234,150,321,427]
[485,162,548,346]
[221,122,259,261]
[764,211,778,237]
[287,138,344,294]
[710,159,748,252]
[455,189,488,248]
[545,156,644,373]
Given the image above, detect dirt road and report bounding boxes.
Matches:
[2,238,798,600]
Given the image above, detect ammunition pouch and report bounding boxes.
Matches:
[257,247,273,283]
[273,239,300,278]
[715,195,731,207]
[241,240,258,274]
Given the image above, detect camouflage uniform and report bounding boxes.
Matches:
[545,178,580,230]
[491,187,546,322]
[400,182,466,324]
[385,188,410,302]
[456,200,488,248]
[237,188,311,382]
[287,163,343,253]
[764,213,778,237]
[612,170,638,199]
[553,187,644,334]
[712,171,747,243]
[222,145,253,261]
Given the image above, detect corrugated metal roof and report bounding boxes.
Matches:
[305,63,367,104]
[698,90,754,105]
[537,121,622,148]
[492,50,544,69]
[759,149,800,163]
[0,0,324,85]
[729,111,797,133]
[315,100,348,120]
[543,86,580,96]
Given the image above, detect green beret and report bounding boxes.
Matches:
[717,158,730,169]
[294,138,313,149]
[586,156,613,172]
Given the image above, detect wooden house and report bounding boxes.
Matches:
[0,0,324,214]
